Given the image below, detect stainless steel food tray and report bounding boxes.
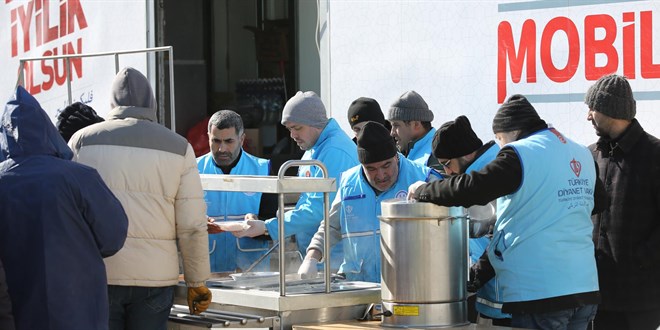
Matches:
[199,174,335,194]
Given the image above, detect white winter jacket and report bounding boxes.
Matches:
[69,105,210,288]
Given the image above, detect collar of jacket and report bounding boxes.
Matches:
[466,140,497,169]
[596,119,644,156]
[106,106,156,122]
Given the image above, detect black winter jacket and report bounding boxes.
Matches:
[591,119,660,311]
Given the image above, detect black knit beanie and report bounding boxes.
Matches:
[357,121,398,164]
[347,97,386,128]
[433,115,483,159]
[56,102,104,142]
[584,74,636,120]
[492,94,546,133]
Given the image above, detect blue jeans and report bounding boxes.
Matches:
[511,304,598,330]
[108,285,175,330]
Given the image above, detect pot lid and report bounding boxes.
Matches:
[380,198,466,220]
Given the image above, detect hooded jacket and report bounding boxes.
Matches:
[0,259,14,330]
[68,67,210,287]
[0,86,128,330]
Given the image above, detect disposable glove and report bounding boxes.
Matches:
[232,219,266,238]
[407,181,426,200]
[187,286,212,315]
[298,257,319,279]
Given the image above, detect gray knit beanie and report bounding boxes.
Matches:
[110,67,156,109]
[388,90,434,122]
[584,74,636,120]
[281,91,328,129]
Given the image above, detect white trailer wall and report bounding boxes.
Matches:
[321,0,660,146]
[1,0,153,121]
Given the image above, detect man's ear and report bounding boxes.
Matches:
[464,151,477,162]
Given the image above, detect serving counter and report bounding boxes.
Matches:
[170,280,381,329]
[169,160,381,330]
[292,320,518,330]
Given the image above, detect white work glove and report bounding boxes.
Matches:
[298,257,319,279]
[407,181,426,200]
[231,219,266,238]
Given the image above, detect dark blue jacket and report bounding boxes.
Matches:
[0,87,128,330]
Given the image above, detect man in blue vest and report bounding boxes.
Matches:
[387,90,440,171]
[346,97,391,142]
[431,115,509,326]
[197,110,276,272]
[297,122,442,282]
[408,95,606,330]
[234,92,359,269]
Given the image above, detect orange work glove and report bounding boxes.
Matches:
[187,286,212,315]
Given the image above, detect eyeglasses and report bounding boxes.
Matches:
[440,159,451,168]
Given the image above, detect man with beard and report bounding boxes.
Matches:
[233,91,358,271]
[431,115,508,325]
[585,74,660,330]
[387,90,440,171]
[297,122,441,282]
[408,95,606,329]
[197,110,277,272]
[346,97,391,142]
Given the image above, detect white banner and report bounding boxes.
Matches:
[327,0,660,146]
[1,0,150,121]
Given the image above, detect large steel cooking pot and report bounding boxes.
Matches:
[379,199,468,328]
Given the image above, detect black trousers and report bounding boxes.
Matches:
[593,308,660,330]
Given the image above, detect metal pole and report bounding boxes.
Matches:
[168,47,176,132]
[65,58,72,105]
[17,61,26,88]
[19,46,174,62]
[277,160,331,296]
[115,53,119,74]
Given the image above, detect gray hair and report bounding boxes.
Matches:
[208,110,244,135]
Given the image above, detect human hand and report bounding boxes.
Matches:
[187,286,212,315]
[407,181,426,200]
[244,213,259,220]
[207,217,224,234]
[298,257,319,279]
[231,219,266,238]
[466,267,482,293]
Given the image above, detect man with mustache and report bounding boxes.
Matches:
[196,110,276,272]
[430,115,508,326]
[387,90,441,171]
[234,91,359,271]
[297,122,441,282]
[585,74,660,330]
[346,97,391,142]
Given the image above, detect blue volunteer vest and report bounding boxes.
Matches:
[337,155,441,282]
[264,118,359,271]
[463,143,510,319]
[407,128,436,167]
[488,129,599,302]
[197,150,270,272]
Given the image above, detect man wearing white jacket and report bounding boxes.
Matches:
[69,67,212,330]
